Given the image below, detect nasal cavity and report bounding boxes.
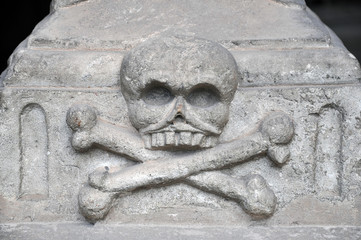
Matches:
[174,114,185,123]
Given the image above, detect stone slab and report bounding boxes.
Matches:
[1,223,361,240]
[31,0,330,50]
[0,0,361,231]
[3,47,360,88]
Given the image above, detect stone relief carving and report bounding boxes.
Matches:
[270,0,306,8]
[314,105,343,198]
[19,104,49,200]
[120,36,238,150]
[51,0,88,11]
[66,36,295,223]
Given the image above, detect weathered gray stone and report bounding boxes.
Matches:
[1,224,361,240]
[1,0,361,238]
[67,100,292,222]
[120,36,239,150]
[50,0,88,12]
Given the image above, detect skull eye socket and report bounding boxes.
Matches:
[187,87,220,108]
[142,86,174,106]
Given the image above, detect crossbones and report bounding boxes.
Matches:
[66,36,294,223]
[67,105,293,222]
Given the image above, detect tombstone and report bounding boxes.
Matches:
[1,0,361,238]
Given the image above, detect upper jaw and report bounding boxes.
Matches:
[141,122,218,150]
[144,121,205,135]
[142,131,218,150]
[140,118,220,151]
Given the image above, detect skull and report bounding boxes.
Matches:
[120,36,238,150]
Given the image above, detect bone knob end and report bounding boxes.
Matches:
[66,104,98,131]
[78,185,117,223]
[260,112,294,144]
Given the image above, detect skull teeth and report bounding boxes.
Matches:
[179,132,192,145]
[192,133,204,146]
[143,134,152,149]
[200,135,217,148]
[164,132,175,145]
[142,132,217,150]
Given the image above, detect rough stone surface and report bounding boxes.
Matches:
[1,0,361,238]
[50,0,88,12]
[1,224,361,240]
[120,36,239,150]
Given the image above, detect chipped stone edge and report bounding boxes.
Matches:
[50,0,88,12]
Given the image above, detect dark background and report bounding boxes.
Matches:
[0,0,360,72]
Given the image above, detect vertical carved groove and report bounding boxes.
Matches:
[314,105,343,198]
[19,104,49,200]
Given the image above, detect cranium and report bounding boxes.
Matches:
[120,36,239,150]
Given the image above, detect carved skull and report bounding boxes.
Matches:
[120,36,238,150]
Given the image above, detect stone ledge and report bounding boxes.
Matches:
[1,223,361,240]
[30,0,330,50]
[4,47,360,88]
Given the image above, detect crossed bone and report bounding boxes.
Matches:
[66,104,294,223]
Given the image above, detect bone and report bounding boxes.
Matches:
[81,170,277,222]
[260,111,294,165]
[67,105,293,192]
[267,145,290,166]
[186,173,276,217]
[200,135,218,148]
[164,132,175,146]
[192,133,204,146]
[68,105,294,222]
[78,184,118,223]
[66,104,166,162]
[66,104,98,132]
[142,135,152,149]
[145,131,214,149]
[260,111,294,145]
[88,133,268,192]
[179,132,192,145]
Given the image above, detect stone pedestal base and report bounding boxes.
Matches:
[1,223,361,240]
